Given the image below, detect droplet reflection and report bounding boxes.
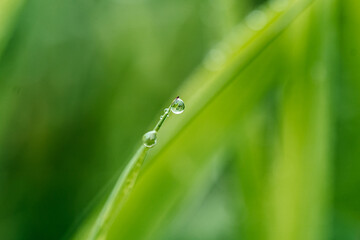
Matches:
[171,97,185,114]
[142,130,157,148]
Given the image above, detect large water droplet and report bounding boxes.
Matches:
[171,97,185,114]
[142,130,157,148]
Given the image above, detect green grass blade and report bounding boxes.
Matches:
[87,145,149,240]
[85,98,183,239]
[269,1,334,239]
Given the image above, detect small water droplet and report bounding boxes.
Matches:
[142,130,157,148]
[164,108,169,113]
[171,97,185,114]
[246,10,268,31]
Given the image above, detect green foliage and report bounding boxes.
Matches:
[0,0,358,240]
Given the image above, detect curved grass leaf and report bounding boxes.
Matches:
[88,146,149,239]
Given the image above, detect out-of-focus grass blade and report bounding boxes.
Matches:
[153,147,233,240]
[0,0,26,156]
[0,0,25,59]
[269,0,335,239]
[335,0,360,231]
[232,108,273,240]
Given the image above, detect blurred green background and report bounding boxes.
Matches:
[0,0,359,239]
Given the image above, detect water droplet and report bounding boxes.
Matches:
[164,108,169,113]
[171,97,185,114]
[246,10,268,31]
[142,130,157,148]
